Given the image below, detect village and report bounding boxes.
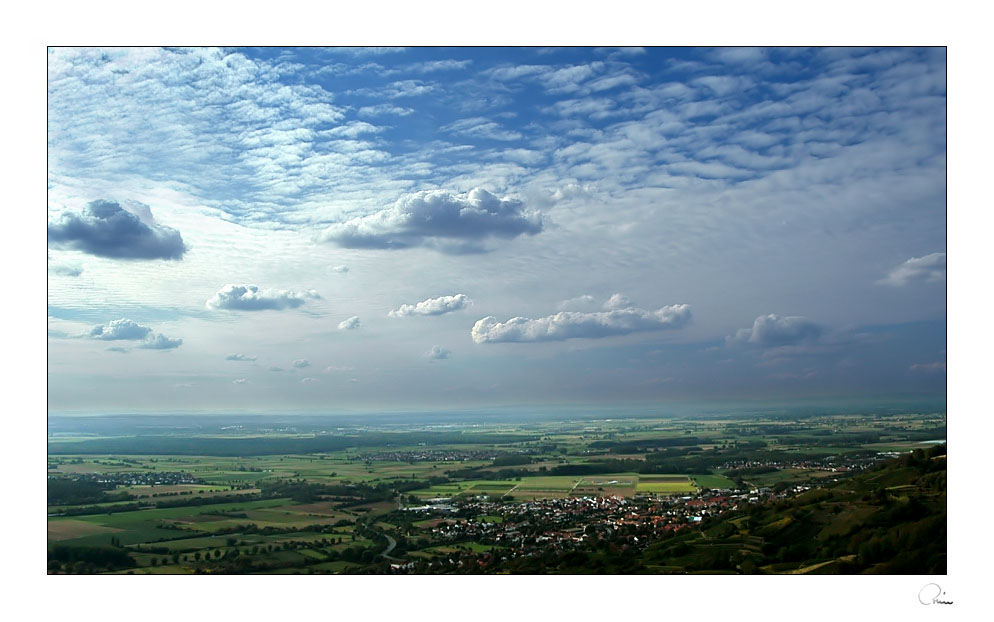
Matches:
[388,481,820,573]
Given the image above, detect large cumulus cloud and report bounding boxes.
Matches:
[389,294,471,317]
[48,200,187,260]
[206,285,320,311]
[471,304,691,344]
[729,314,824,347]
[319,188,542,253]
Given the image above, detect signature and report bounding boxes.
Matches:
[918,583,954,605]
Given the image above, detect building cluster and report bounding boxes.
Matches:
[354,449,535,463]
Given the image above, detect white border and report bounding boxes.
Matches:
[8,0,989,619]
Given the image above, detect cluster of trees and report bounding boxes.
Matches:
[47,478,135,506]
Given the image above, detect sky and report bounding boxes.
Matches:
[46,46,947,414]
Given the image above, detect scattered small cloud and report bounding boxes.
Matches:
[330,265,349,273]
[292,359,310,368]
[426,345,451,360]
[268,366,284,372]
[48,199,187,260]
[226,353,257,362]
[88,318,182,350]
[603,293,632,310]
[206,284,320,311]
[319,188,542,254]
[769,368,818,380]
[729,314,824,347]
[389,294,471,317]
[338,316,361,330]
[300,377,318,384]
[138,334,183,350]
[324,366,355,373]
[90,319,151,341]
[556,294,597,311]
[357,103,413,118]
[442,117,523,141]
[910,361,946,373]
[232,378,248,384]
[472,304,691,344]
[879,253,946,287]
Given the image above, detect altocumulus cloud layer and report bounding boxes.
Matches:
[320,188,542,253]
[48,200,187,260]
[389,294,471,317]
[472,304,691,344]
[206,285,320,311]
[729,314,824,347]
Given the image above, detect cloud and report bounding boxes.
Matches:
[879,252,946,286]
[319,188,542,253]
[471,304,691,344]
[88,318,182,350]
[49,260,83,277]
[138,334,183,350]
[442,117,523,141]
[206,284,320,311]
[338,316,361,330]
[233,378,248,384]
[292,359,310,368]
[90,319,152,341]
[225,353,257,361]
[357,104,413,118]
[330,265,349,273]
[389,294,471,317]
[729,314,824,347]
[268,366,284,372]
[48,200,187,260]
[603,293,632,310]
[426,345,451,360]
[557,294,597,311]
[910,361,946,373]
[300,377,318,384]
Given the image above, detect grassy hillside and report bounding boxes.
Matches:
[640,444,946,574]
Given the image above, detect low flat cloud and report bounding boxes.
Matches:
[138,334,183,350]
[319,188,542,254]
[49,261,83,277]
[226,353,257,362]
[910,361,946,373]
[48,199,187,260]
[389,294,471,317]
[729,314,824,347]
[879,252,946,287]
[89,318,181,350]
[338,316,361,330]
[206,284,320,311]
[426,345,451,360]
[472,304,691,344]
